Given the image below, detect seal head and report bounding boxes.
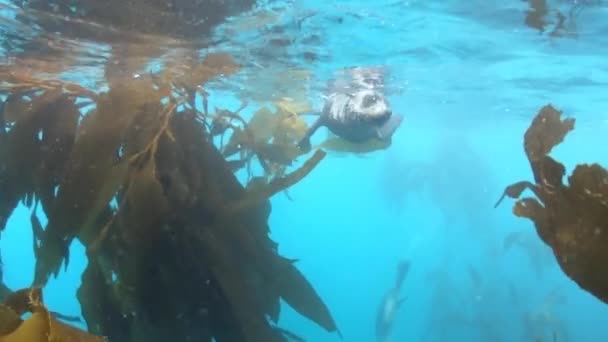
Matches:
[297,69,403,152]
[323,88,397,142]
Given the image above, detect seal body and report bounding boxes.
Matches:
[297,67,403,151]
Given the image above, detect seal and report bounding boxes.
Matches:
[297,67,403,152]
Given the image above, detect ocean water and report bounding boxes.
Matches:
[1,0,608,341]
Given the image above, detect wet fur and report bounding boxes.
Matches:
[297,68,397,151]
[323,90,391,141]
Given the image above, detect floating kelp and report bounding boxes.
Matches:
[318,136,392,155]
[9,0,256,42]
[522,0,584,38]
[0,287,106,341]
[0,51,339,341]
[496,104,608,305]
[0,0,258,94]
[216,100,312,183]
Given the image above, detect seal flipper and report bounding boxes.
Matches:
[297,115,324,152]
[376,114,403,140]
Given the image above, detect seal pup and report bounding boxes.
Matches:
[375,260,410,342]
[297,67,403,152]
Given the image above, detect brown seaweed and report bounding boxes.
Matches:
[223,149,326,216]
[318,136,392,154]
[0,287,106,341]
[496,104,608,305]
[522,0,580,38]
[10,0,256,43]
[0,50,339,342]
[217,103,312,188]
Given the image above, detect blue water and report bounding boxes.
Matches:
[2,0,608,341]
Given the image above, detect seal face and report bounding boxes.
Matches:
[297,67,402,151]
[323,89,393,142]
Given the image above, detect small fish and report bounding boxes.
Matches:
[297,67,403,152]
[376,260,410,342]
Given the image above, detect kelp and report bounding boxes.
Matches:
[496,104,608,305]
[223,149,326,216]
[217,101,311,184]
[0,281,82,324]
[522,0,582,38]
[0,88,84,232]
[0,51,340,342]
[10,0,255,42]
[0,287,106,341]
[318,136,392,155]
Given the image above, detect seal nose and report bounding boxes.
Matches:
[363,94,379,108]
[371,109,392,124]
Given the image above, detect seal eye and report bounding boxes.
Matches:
[362,94,379,108]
